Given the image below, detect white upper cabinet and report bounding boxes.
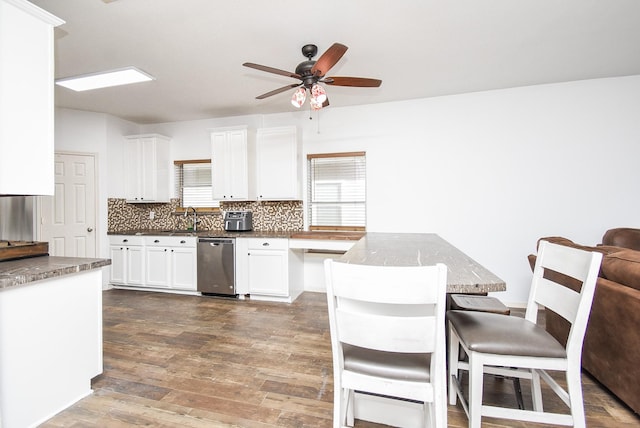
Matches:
[256,126,302,200]
[210,126,255,201]
[0,0,63,195]
[124,134,170,203]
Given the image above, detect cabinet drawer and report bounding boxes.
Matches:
[110,235,144,246]
[246,238,288,251]
[144,236,197,247]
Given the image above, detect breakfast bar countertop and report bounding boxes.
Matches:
[341,233,506,294]
[0,256,111,290]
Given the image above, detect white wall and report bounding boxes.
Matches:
[57,75,640,303]
[52,108,139,287]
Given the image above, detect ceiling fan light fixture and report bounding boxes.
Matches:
[311,83,327,103]
[291,87,306,108]
[309,97,324,111]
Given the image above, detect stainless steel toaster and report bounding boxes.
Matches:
[224,211,253,231]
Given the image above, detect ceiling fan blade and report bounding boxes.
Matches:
[243,63,301,80]
[255,84,300,99]
[324,76,382,87]
[310,43,348,77]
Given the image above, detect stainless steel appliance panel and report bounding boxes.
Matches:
[197,238,236,296]
[0,196,34,241]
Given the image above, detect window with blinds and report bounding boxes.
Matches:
[307,152,366,231]
[174,160,219,208]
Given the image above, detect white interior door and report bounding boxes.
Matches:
[40,153,97,257]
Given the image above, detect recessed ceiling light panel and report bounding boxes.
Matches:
[55,67,155,91]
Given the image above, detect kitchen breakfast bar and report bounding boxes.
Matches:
[339,232,506,293]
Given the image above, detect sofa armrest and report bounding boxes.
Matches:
[602,228,640,251]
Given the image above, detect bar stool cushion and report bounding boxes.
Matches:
[343,344,432,382]
[447,310,567,358]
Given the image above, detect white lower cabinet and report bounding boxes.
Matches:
[236,238,303,303]
[109,235,197,293]
[109,236,144,286]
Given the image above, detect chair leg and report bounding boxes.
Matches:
[333,386,343,428]
[346,389,355,427]
[468,353,484,428]
[566,367,586,428]
[531,369,543,412]
[448,326,461,405]
[434,381,447,428]
[512,377,525,410]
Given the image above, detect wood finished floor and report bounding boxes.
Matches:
[42,290,639,427]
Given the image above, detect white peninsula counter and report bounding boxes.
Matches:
[0,256,111,428]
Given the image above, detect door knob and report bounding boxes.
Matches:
[87,227,93,232]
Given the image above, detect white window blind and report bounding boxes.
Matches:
[307,152,366,230]
[174,160,218,208]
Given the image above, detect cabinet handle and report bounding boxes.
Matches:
[180,240,186,244]
[87,227,93,232]
[164,249,167,252]
[123,239,128,243]
[262,242,270,247]
[154,239,160,243]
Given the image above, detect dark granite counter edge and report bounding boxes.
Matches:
[0,256,111,290]
[108,230,365,240]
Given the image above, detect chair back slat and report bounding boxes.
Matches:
[337,308,438,353]
[535,276,581,322]
[327,262,444,304]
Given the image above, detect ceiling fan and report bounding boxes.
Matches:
[243,43,382,110]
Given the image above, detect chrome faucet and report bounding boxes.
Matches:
[184,206,199,231]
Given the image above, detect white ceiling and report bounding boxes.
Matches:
[31,0,640,124]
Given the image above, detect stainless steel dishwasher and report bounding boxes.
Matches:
[197,238,236,297]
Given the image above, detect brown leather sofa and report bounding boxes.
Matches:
[528,228,640,415]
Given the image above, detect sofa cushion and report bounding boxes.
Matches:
[601,249,640,291]
[602,228,640,251]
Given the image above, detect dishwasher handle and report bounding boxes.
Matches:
[198,238,235,245]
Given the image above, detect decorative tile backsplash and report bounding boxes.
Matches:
[108,199,304,232]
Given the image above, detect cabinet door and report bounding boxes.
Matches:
[247,250,288,296]
[170,247,196,290]
[211,128,250,200]
[227,129,249,200]
[140,137,157,201]
[145,246,170,288]
[0,1,62,195]
[123,139,141,201]
[256,127,300,200]
[123,135,170,202]
[126,246,145,286]
[211,132,229,200]
[109,246,126,285]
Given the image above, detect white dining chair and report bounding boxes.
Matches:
[448,240,603,428]
[324,259,448,428]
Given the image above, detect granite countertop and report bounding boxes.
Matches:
[109,229,364,240]
[340,233,506,294]
[0,256,111,290]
